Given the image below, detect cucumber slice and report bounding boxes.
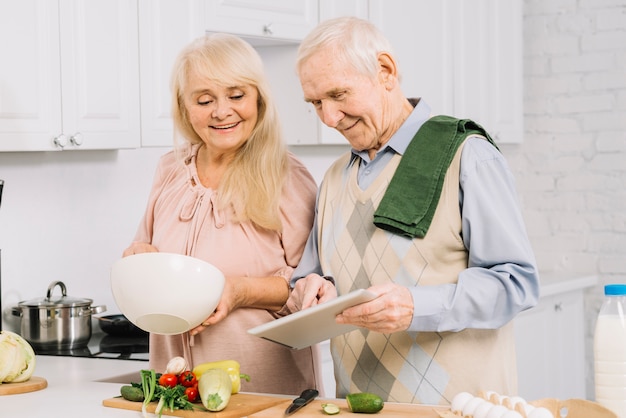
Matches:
[322,403,341,415]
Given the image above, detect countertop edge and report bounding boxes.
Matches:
[538,274,598,298]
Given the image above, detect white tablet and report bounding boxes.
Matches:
[247,289,377,350]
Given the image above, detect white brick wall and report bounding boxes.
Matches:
[509,0,626,398]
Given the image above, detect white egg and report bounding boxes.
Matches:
[463,397,487,416]
[473,401,496,418]
[508,396,527,408]
[482,390,498,400]
[450,392,474,412]
[486,404,509,418]
[522,403,536,415]
[528,407,554,418]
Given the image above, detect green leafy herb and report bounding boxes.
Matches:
[135,369,202,418]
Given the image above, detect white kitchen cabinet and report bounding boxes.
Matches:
[450,0,523,144]
[312,0,523,145]
[514,275,597,401]
[0,0,140,151]
[319,0,369,21]
[369,0,522,144]
[204,0,318,45]
[139,0,319,147]
[138,0,206,147]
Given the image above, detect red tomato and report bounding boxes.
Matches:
[158,373,178,388]
[185,386,199,402]
[178,370,197,387]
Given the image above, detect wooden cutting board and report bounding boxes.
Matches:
[103,393,291,417]
[249,398,449,417]
[0,376,48,395]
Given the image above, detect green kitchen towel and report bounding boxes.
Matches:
[373,115,498,238]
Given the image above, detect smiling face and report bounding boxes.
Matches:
[182,69,259,155]
[299,47,395,153]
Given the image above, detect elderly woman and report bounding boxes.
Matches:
[123,33,319,395]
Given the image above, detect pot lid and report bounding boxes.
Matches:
[18,281,93,308]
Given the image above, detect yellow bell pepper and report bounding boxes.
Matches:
[192,360,250,394]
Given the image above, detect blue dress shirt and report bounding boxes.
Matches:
[292,99,539,332]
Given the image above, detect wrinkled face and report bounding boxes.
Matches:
[299,48,391,152]
[183,70,259,154]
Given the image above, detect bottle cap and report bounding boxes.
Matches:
[605,284,626,296]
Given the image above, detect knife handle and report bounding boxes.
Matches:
[300,389,320,403]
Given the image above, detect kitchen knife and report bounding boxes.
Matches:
[284,388,319,416]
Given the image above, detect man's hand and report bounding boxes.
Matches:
[285,274,337,312]
[336,283,413,333]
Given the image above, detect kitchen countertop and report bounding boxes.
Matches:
[1,355,149,417]
[2,275,594,417]
[537,273,598,298]
[2,355,447,417]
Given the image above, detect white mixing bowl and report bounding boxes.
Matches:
[110,253,225,335]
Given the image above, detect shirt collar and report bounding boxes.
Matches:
[350,98,432,164]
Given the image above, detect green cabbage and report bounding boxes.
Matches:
[0,330,36,383]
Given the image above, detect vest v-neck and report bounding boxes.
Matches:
[347,154,402,204]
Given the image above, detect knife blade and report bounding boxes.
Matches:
[284,388,319,416]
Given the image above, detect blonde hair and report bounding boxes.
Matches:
[296,16,396,79]
[170,33,288,231]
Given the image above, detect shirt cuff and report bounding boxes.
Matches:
[407,284,453,332]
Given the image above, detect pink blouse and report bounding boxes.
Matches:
[131,145,320,395]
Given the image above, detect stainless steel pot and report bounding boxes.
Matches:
[11,281,106,349]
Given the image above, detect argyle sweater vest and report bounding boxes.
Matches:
[317,142,517,405]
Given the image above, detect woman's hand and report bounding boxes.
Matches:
[190,277,237,336]
[189,275,289,336]
[285,274,337,313]
[122,242,158,257]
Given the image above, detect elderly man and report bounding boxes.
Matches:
[286,17,539,405]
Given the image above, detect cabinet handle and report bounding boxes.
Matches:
[53,134,68,149]
[263,23,273,35]
[554,302,562,312]
[70,132,84,146]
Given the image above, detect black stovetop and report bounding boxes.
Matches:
[34,331,149,361]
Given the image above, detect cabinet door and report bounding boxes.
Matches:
[306,0,456,146]
[260,46,319,145]
[138,0,205,147]
[360,0,522,144]
[451,0,523,143]
[514,291,587,400]
[205,0,318,43]
[0,0,63,151]
[319,0,369,21]
[59,0,140,150]
[369,0,455,121]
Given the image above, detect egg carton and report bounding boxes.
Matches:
[437,390,618,418]
[530,398,617,418]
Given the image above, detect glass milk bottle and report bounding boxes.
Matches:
[595,284,626,418]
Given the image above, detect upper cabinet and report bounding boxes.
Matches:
[139,0,320,148]
[0,0,140,151]
[367,0,523,144]
[283,0,523,145]
[451,0,523,144]
[204,0,318,44]
[0,0,522,151]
